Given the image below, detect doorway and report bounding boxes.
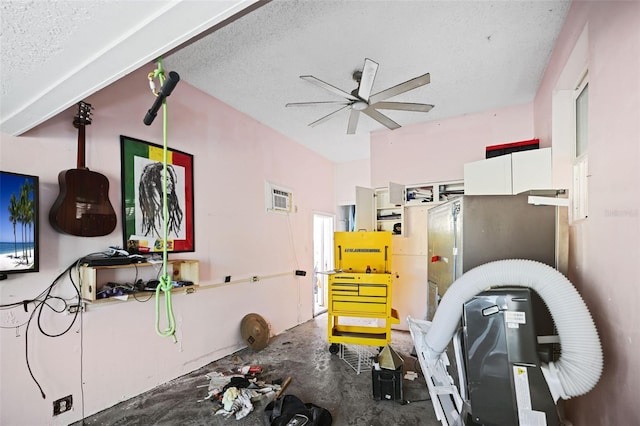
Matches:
[313,213,334,316]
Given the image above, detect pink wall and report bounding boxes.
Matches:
[0,66,334,425]
[334,158,371,205]
[535,2,640,424]
[370,102,534,188]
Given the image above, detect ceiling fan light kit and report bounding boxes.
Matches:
[286,58,434,134]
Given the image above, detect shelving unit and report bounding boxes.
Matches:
[375,187,403,234]
[357,180,464,237]
[405,180,464,206]
[79,259,199,302]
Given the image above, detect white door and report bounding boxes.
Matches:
[313,214,334,316]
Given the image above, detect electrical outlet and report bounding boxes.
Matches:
[251,276,259,282]
[53,395,72,415]
[68,303,84,313]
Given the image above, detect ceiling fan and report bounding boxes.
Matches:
[286,58,434,134]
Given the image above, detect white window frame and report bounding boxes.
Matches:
[572,71,589,221]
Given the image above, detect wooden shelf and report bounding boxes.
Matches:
[79,259,199,302]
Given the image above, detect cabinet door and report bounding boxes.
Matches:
[511,147,552,194]
[391,254,428,331]
[463,155,512,195]
[389,182,406,205]
[355,186,375,231]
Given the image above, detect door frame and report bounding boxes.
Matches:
[312,212,334,316]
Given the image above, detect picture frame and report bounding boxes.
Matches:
[120,136,194,253]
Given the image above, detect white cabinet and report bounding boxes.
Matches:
[355,183,405,235]
[512,149,552,194]
[464,148,552,195]
[463,155,513,195]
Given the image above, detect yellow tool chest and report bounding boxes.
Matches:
[328,232,399,350]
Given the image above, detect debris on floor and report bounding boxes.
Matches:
[199,365,283,420]
[404,371,419,381]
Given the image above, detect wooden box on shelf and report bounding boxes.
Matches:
[79,259,199,302]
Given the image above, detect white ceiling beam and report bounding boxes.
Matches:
[0,0,260,136]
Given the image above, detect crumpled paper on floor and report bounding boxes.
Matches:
[216,387,254,420]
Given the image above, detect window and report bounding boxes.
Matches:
[572,75,589,220]
[575,82,589,156]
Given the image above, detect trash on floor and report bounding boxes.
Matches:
[404,371,419,381]
[200,365,283,420]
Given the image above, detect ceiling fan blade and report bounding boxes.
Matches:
[308,105,351,127]
[358,58,379,101]
[363,108,401,130]
[300,76,359,101]
[372,101,434,112]
[369,73,431,104]
[286,101,351,107]
[347,109,360,134]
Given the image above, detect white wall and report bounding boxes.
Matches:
[334,158,371,206]
[0,66,335,425]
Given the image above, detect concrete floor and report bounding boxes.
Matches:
[77,314,439,425]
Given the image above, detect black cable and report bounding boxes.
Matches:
[25,301,46,399]
[19,259,83,398]
[132,290,154,302]
[80,293,85,424]
[131,264,154,302]
[36,261,80,338]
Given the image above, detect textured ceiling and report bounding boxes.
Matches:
[1,0,571,163]
[163,0,571,162]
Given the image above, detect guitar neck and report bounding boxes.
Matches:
[77,124,86,169]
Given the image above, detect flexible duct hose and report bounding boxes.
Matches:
[423,259,602,401]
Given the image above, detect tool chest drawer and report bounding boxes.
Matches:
[329,273,390,315]
[332,300,387,314]
[330,283,388,297]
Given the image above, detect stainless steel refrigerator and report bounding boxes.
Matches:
[427,192,567,319]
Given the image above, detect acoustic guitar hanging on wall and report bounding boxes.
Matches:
[49,101,117,237]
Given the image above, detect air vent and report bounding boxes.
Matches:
[265,182,293,213]
[273,188,290,211]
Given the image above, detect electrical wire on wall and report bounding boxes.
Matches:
[144,59,181,342]
[0,258,83,399]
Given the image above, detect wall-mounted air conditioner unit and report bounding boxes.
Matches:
[265,181,293,214]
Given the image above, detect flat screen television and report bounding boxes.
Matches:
[0,171,39,279]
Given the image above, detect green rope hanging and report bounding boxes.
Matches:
[149,59,176,342]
